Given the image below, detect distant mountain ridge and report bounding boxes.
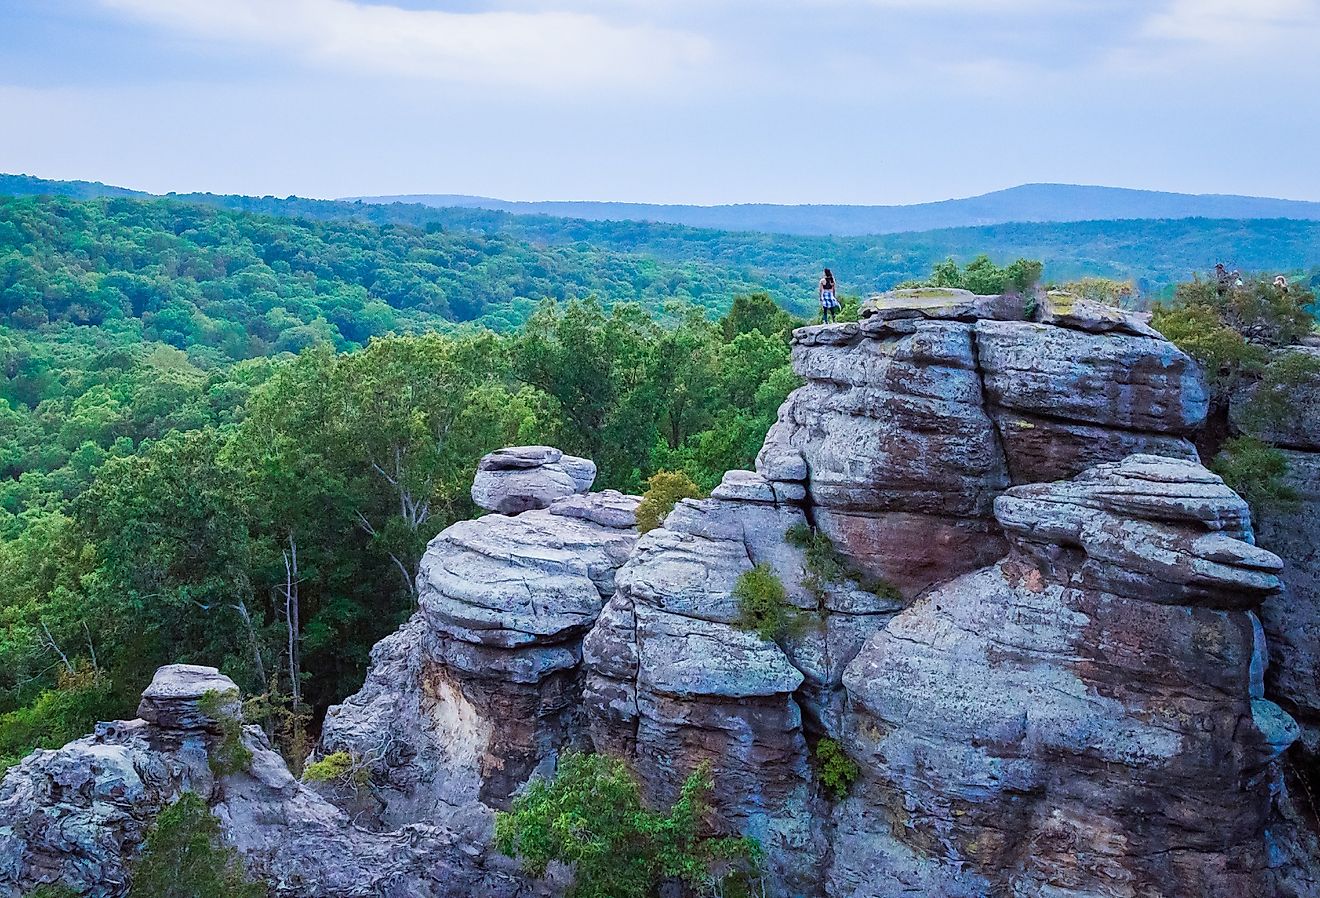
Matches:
[340,183,1320,237]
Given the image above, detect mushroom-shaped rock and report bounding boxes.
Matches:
[137,664,241,732]
[470,445,596,515]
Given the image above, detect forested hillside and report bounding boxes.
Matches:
[7,175,1320,296]
[349,182,1320,236]
[0,281,803,768]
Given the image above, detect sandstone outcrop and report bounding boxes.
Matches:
[832,455,1297,898]
[6,291,1320,898]
[318,483,640,826]
[470,445,596,514]
[756,288,1205,597]
[1232,348,1320,756]
[0,667,541,898]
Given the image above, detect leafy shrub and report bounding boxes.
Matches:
[22,886,79,898]
[1059,277,1135,308]
[1211,436,1298,518]
[922,255,1042,295]
[495,752,762,898]
[1151,303,1266,390]
[303,750,370,788]
[1238,350,1320,435]
[197,689,252,777]
[0,665,119,771]
[784,523,900,604]
[126,792,265,898]
[636,470,704,534]
[733,564,804,642]
[815,739,859,801]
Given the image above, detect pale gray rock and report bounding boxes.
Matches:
[0,678,544,898]
[137,664,240,733]
[858,287,1027,323]
[710,469,776,503]
[975,318,1209,433]
[1035,290,1162,337]
[758,306,1205,599]
[832,457,1297,898]
[470,445,594,515]
[548,489,640,529]
[321,493,638,824]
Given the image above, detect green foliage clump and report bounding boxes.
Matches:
[1059,277,1135,308]
[303,750,370,788]
[1238,350,1320,435]
[495,752,762,898]
[126,792,265,898]
[0,665,118,771]
[1151,302,1266,389]
[784,523,900,604]
[814,739,859,801]
[733,564,804,642]
[21,885,79,898]
[197,689,252,777]
[923,255,1043,295]
[635,470,705,534]
[1211,437,1298,519]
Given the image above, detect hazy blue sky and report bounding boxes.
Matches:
[3,0,1319,204]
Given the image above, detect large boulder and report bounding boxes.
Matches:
[583,472,902,895]
[470,445,596,515]
[756,293,1205,599]
[830,456,1298,898]
[319,487,640,824]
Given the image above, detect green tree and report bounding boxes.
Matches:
[126,793,265,898]
[495,752,761,898]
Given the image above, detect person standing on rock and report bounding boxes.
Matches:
[819,268,841,323]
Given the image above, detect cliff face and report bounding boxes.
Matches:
[2,290,1317,898]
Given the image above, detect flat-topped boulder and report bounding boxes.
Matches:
[136,664,241,732]
[859,287,1027,322]
[470,445,596,514]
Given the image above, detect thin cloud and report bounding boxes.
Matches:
[1139,0,1320,51]
[98,0,712,90]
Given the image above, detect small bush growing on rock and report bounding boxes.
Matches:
[303,750,371,789]
[198,689,253,777]
[917,255,1043,295]
[815,739,860,801]
[734,564,804,642]
[636,470,705,534]
[785,523,900,604]
[22,886,79,898]
[495,752,762,898]
[126,792,265,898]
[1237,350,1320,435]
[1211,436,1298,519]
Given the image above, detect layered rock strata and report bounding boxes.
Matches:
[756,288,1206,597]
[831,455,1297,897]
[0,666,541,898]
[318,450,639,825]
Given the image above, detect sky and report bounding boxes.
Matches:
[2,0,1320,205]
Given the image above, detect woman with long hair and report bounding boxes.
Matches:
[819,268,840,323]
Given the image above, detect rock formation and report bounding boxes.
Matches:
[832,456,1295,897]
[4,292,1319,898]
[1231,347,1320,757]
[317,449,639,826]
[755,288,1205,598]
[0,665,543,898]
